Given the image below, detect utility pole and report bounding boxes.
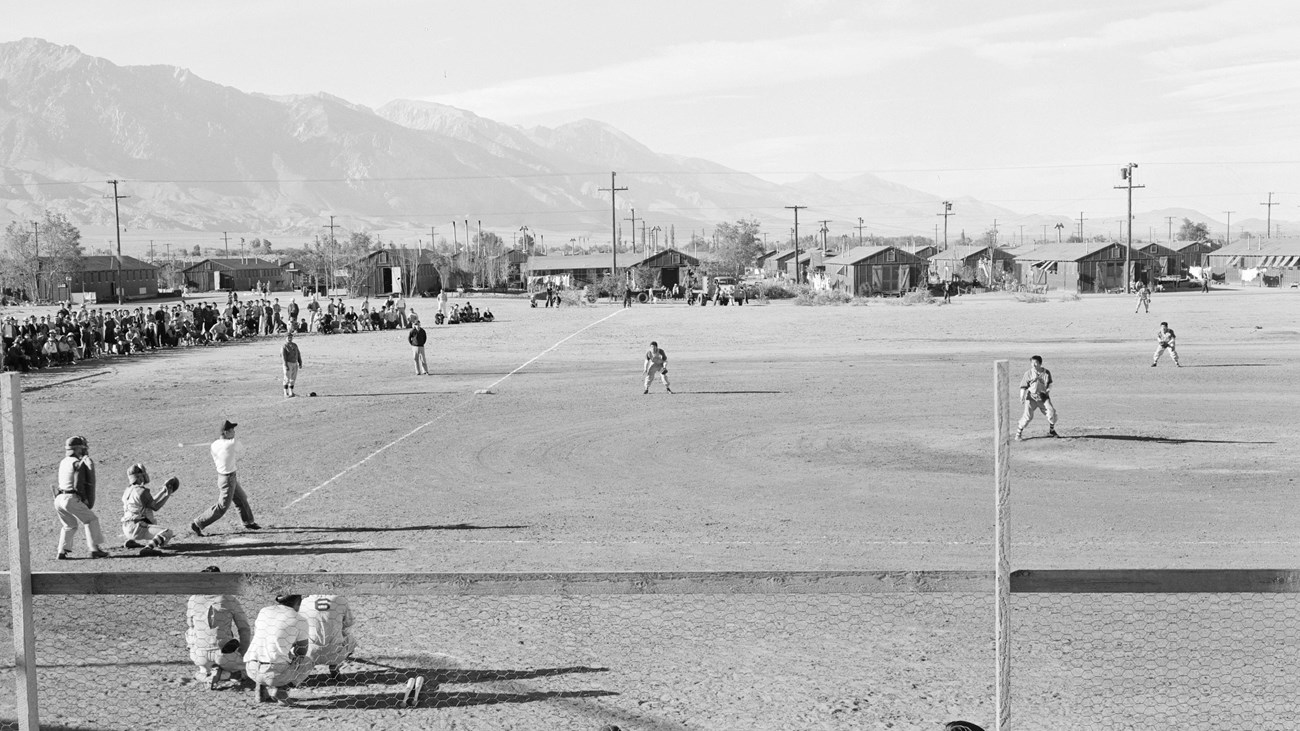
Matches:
[785,206,806,283]
[624,208,639,255]
[600,172,627,275]
[30,221,38,300]
[1223,211,1234,243]
[1019,224,1024,247]
[430,226,437,252]
[856,217,865,245]
[1165,216,1175,243]
[106,179,128,304]
[817,220,831,254]
[222,232,231,255]
[1114,163,1143,291]
[1055,223,1064,243]
[937,201,954,250]
[1078,212,1086,243]
[324,216,338,246]
[1261,192,1278,238]
[640,220,647,255]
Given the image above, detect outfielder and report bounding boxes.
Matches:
[54,435,110,560]
[120,463,181,556]
[281,331,303,398]
[300,594,357,677]
[643,341,673,395]
[244,594,313,705]
[186,566,252,689]
[1151,321,1181,367]
[1134,283,1150,313]
[1016,355,1059,441]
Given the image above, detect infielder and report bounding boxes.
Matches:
[54,435,110,560]
[1134,283,1151,313]
[643,341,673,395]
[120,463,181,556]
[186,566,252,689]
[1152,321,1181,367]
[300,594,357,677]
[190,420,260,536]
[243,594,313,705]
[1016,355,1059,441]
[281,331,303,398]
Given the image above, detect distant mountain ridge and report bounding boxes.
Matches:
[0,38,1265,250]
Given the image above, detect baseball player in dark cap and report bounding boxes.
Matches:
[54,435,110,560]
[190,420,260,536]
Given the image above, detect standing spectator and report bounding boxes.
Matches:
[438,288,449,318]
[307,296,320,331]
[281,331,303,398]
[623,286,633,308]
[409,321,429,375]
[187,566,252,689]
[395,294,408,327]
[545,283,555,308]
[190,420,260,536]
[54,435,110,559]
[244,594,312,705]
[287,298,299,328]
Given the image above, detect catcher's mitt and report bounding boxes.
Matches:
[220,639,241,654]
[165,477,181,493]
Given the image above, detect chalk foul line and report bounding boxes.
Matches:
[284,308,624,509]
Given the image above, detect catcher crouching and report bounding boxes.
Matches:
[120,463,181,556]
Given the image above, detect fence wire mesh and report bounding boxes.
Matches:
[1012,593,1300,731]
[0,591,994,731]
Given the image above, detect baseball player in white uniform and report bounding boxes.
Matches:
[1016,355,1059,441]
[120,463,180,556]
[300,594,357,677]
[244,594,313,704]
[186,566,253,689]
[1151,322,1181,367]
[643,341,673,395]
[54,435,110,560]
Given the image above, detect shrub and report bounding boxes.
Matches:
[752,281,798,300]
[1015,293,1047,304]
[794,288,854,306]
[1060,292,1081,302]
[898,290,936,305]
[557,288,593,307]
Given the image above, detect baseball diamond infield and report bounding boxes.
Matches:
[0,286,1296,730]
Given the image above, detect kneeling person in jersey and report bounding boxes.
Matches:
[300,594,357,677]
[186,566,252,689]
[244,594,313,704]
[121,464,179,556]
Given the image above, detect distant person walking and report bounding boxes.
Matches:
[281,331,303,398]
[1151,321,1181,367]
[409,322,429,375]
[191,420,260,536]
[1016,355,1058,441]
[643,341,673,395]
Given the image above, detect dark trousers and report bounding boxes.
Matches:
[194,472,255,528]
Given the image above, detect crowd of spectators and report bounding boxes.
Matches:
[0,292,434,374]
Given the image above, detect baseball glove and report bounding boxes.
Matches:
[165,477,180,493]
[220,638,241,654]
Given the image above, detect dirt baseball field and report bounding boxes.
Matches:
[0,286,1296,730]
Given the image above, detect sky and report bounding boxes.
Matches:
[7,0,1300,232]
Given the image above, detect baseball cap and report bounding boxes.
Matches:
[65,436,88,449]
[945,723,987,731]
[220,419,237,432]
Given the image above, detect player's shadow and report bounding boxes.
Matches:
[1178,363,1274,368]
[21,369,114,392]
[675,390,783,395]
[276,523,529,534]
[1073,434,1275,445]
[177,539,399,557]
[294,664,613,710]
[313,391,457,398]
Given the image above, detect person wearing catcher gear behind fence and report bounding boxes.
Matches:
[54,435,110,560]
[186,566,252,690]
[1016,355,1059,441]
[120,463,181,556]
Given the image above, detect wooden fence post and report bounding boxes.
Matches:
[2,373,39,730]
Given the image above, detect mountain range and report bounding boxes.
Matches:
[0,38,1280,256]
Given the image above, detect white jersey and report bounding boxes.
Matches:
[186,595,252,652]
[243,604,308,665]
[299,595,354,651]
